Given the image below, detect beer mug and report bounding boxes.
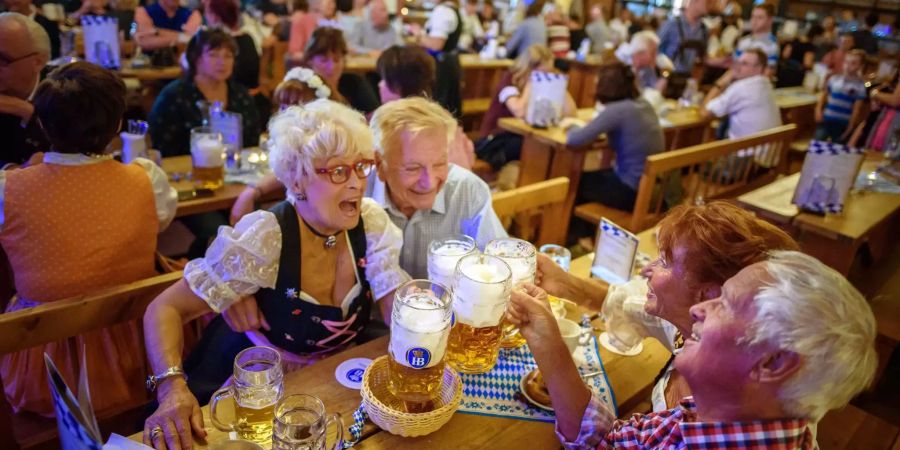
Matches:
[447,254,512,374]
[427,235,477,289]
[387,280,453,404]
[484,238,537,348]
[539,244,571,273]
[272,394,343,450]
[210,346,284,444]
[190,127,225,189]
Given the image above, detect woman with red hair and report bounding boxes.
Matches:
[203,0,260,91]
[536,201,799,411]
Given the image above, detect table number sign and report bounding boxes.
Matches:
[526,71,568,128]
[792,140,865,214]
[81,15,120,70]
[591,218,639,285]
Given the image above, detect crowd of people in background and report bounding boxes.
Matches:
[0,0,898,445]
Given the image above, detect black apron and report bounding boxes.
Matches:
[255,201,373,355]
[431,3,463,119]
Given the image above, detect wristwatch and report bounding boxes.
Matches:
[146,366,187,392]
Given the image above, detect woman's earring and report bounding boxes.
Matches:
[297,192,308,201]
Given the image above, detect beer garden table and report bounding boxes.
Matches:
[128,231,668,448]
[164,156,284,219]
[736,157,900,277]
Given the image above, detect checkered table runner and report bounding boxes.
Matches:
[457,332,617,423]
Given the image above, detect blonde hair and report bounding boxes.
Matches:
[511,44,554,89]
[369,97,456,164]
[267,99,373,201]
[743,251,877,422]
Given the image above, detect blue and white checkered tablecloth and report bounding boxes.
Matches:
[457,332,616,423]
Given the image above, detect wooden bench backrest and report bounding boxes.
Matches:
[492,177,570,246]
[630,124,797,231]
[0,272,182,355]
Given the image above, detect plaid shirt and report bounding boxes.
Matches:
[557,395,814,450]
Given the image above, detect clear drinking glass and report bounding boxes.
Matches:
[446,254,512,374]
[387,280,453,405]
[272,394,343,450]
[209,346,284,444]
[484,238,537,348]
[427,235,477,289]
[539,244,572,272]
[190,127,225,189]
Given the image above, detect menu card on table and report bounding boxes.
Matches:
[591,218,639,285]
[526,71,568,128]
[792,140,865,214]
[81,15,121,70]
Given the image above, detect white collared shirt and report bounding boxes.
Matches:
[705,74,782,140]
[365,164,508,279]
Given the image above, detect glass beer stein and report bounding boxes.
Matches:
[272,394,343,450]
[484,238,537,348]
[387,280,453,405]
[427,235,477,289]
[210,346,284,444]
[446,254,512,374]
[190,127,225,190]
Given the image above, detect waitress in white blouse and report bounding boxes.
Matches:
[141,99,410,449]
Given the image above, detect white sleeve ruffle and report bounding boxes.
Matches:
[132,157,178,232]
[184,210,282,312]
[361,198,410,301]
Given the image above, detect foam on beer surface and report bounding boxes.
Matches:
[192,137,225,168]
[428,243,472,286]
[390,293,450,369]
[499,257,535,285]
[452,263,509,328]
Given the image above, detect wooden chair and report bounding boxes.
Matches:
[817,403,900,450]
[574,124,797,233]
[492,177,570,246]
[0,272,182,449]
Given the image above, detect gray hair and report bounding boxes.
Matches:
[267,99,374,202]
[743,250,877,422]
[0,12,51,58]
[630,30,659,54]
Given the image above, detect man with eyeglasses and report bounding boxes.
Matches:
[701,48,781,140]
[0,12,50,170]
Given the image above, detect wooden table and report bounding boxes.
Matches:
[498,107,708,244]
[164,156,283,218]
[129,253,668,448]
[119,63,183,82]
[564,55,606,108]
[737,158,900,276]
[773,87,818,139]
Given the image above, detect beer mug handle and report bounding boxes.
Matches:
[209,384,237,432]
[326,412,344,450]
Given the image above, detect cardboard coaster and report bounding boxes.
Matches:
[335,358,373,389]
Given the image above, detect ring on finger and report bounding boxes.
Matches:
[150,426,164,440]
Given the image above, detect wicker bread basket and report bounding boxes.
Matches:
[360,355,462,437]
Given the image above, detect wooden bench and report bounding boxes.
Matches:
[492,177,570,246]
[0,272,182,449]
[574,124,797,233]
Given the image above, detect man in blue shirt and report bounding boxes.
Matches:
[657,0,707,73]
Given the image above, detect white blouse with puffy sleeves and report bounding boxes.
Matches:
[184,197,410,314]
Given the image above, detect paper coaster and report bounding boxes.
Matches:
[599,332,644,356]
[335,358,373,389]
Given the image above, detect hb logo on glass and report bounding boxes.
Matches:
[406,347,431,369]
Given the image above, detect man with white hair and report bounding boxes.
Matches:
[0,12,50,169]
[368,97,507,282]
[508,250,877,448]
[627,30,673,92]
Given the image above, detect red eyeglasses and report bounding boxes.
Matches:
[314,159,376,184]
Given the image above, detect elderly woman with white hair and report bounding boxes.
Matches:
[141,100,409,450]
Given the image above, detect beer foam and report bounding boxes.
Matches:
[390,294,450,369]
[191,137,225,168]
[452,263,509,328]
[428,243,472,281]
[498,257,535,285]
